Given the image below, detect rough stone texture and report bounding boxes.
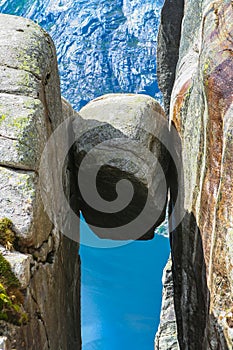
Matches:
[0,246,32,290]
[74,93,170,240]
[0,13,61,248]
[0,95,47,170]
[156,0,184,116]
[0,167,52,248]
[155,257,179,350]
[0,15,81,350]
[157,0,233,349]
[0,337,10,350]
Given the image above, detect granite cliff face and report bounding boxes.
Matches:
[0,14,80,350]
[157,0,233,349]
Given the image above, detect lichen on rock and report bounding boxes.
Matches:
[0,14,81,350]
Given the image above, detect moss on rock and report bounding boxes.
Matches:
[0,218,15,250]
[0,219,27,324]
[0,253,27,325]
[0,253,19,289]
[0,114,7,124]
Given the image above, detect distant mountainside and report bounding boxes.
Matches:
[0,0,164,110]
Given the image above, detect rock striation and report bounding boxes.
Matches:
[74,93,170,240]
[0,14,80,350]
[155,257,179,350]
[157,0,233,349]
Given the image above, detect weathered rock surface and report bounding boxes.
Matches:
[0,14,80,350]
[0,13,61,248]
[157,0,233,349]
[0,247,32,290]
[155,257,179,350]
[0,336,9,350]
[0,167,52,248]
[156,0,184,116]
[74,93,170,240]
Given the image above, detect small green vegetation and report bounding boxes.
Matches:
[19,52,40,77]
[185,85,192,99]
[0,219,27,324]
[0,254,27,325]
[0,253,19,290]
[0,218,15,250]
[12,115,29,131]
[203,62,209,74]
[0,114,7,124]
[203,59,211,77]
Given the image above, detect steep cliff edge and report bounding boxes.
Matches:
[0,14,80,349]
[157,0,233,349]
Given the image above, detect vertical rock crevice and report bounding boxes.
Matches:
[156,0,184,116]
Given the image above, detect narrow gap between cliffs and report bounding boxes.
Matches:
[79,211,170,350]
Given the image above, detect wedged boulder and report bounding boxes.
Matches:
[73,93,170,240]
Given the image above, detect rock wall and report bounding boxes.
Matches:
[0,15,80,350]
[157,0,233,349]
[155,257,179,350]
[156,0,184,116]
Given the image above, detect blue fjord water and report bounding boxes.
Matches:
[80,218,170,350]
[0,1,170,349]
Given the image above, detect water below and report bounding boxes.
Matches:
[80,217,170,350]
[0,1,170,349]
